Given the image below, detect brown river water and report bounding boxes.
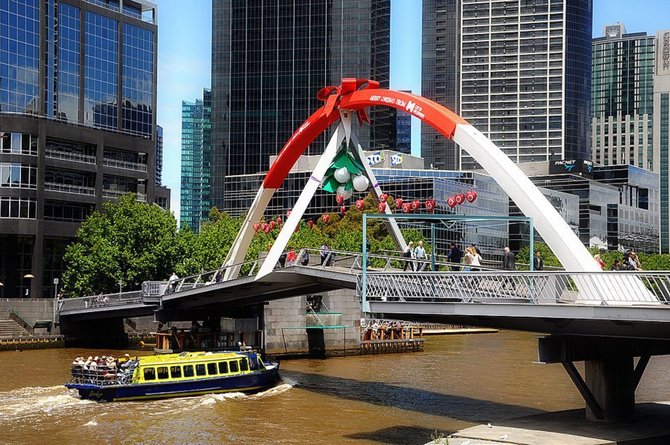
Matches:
[1,331,670,445]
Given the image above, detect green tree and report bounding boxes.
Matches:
[62,194,182,296]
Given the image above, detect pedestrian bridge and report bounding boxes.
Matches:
[59,248,670,341]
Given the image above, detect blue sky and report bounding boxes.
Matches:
[157,0,670,216]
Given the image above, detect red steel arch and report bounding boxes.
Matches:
[264,78,467,189]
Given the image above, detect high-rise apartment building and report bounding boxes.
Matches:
[654,29,670,252]
[0,0,168,298]
[180,89,212,231]
[591,24,655,170]
[422,0,593,170]
[211,0,393,209]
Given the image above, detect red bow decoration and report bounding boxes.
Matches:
[402,202,411,213]
[253,223,260,232]
[321,214,331,224]
[394,198,403,209]
[277,216,283,225]
[447,197,456,208]
[411,200,420,210]
[425,199,436,211]
[336,195,345,206]
[465,191,478,203]
[263,224,271,233]
[340,206,346,215]
[316,78,380,125]
[378,202,387,213]
[294,225,300,233]
[308,220,315,229]
[261,222,268,232]
[455,193,465,205]
[379,193,388,202]
[355,199,366,211]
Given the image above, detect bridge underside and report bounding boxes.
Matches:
[159,268,357,313]
[368,301,670,339]
[370,300,670,422]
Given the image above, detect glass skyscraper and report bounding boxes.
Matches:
[211,0,393,209]
[0,0,167,298]
[421,0,593,170]
[181,89,212,231]
[591,24,655,170]
[654,29,670,252]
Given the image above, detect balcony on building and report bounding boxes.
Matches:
[44,169,96,197]
[103,148,148,173]
[45,139,97,165]
[103,175,146,202]
[83,0,157,24]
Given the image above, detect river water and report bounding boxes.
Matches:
[2,331,670,445]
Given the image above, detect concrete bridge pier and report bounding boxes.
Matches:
[539,335,670,422]
[59,317,128,348]
[583,353,635,421]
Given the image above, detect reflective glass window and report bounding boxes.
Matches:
[0,0,40,114]
[84,11,118,130]
[122,23,154,137]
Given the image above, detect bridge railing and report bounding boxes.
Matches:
[59,291,143,313]
[145,258,264,297]
[361,271,670,306]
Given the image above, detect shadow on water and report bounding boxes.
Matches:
[282,370,545,423]
[345,425,453,445]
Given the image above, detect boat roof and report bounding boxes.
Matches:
[138,351,248,366]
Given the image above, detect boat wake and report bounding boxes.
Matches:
[200,378,295,405]
[0,386,94,422]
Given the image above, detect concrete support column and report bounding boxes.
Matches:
[585,354,635,422]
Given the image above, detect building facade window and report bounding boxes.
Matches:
[0,163,37,189]
[0,0,40,114]
[121,23,154,137]
[84,11,119,130]
[0,132,38,155]
[0,197,37,219]
[57,3,81,123]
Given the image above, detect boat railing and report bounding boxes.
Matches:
[69,365,136,386]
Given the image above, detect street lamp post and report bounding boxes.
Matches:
[23,274,34,298]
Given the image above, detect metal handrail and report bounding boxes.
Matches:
[44,182,95,195]
[103,158,148,172]
[45,149,96,164]
[361,270,670,306]
[59,291,143,313]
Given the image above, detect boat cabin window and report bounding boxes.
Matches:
[144,368,156,381]
[196,364,207,376]
[207,363,217,375]
[218,361,228,374]
[240,358,249,372]
[170,365,182,378]
[157,366,169,380]
[183,365,194,378]
[230,361,239,373]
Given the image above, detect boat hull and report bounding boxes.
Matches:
[66,366,280,402]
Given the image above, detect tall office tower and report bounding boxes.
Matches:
[395,112,412,154]
[211,0,393,209]
[0,0,168,298]
[156,125,164,186]
[421,0,593,170]
[591,24,655,170]
[180,90,212,231]
[421,0,460,170]
[654,30,670,252]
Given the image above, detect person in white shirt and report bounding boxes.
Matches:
[413,240,427,271]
